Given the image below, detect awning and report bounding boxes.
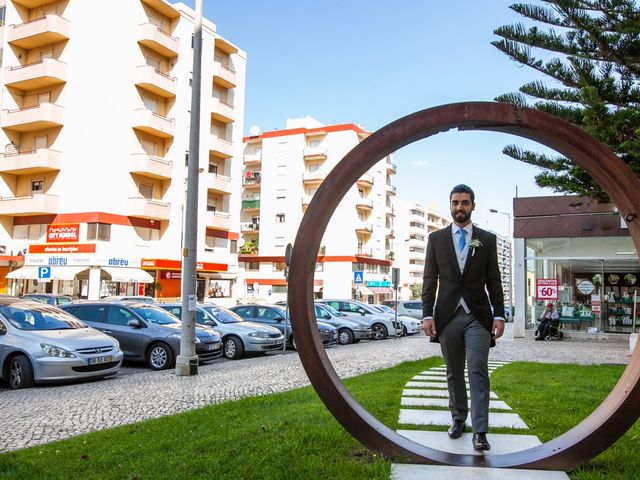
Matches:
[6,266,39,280]
[357,285,375,296]
[369,287,393,295]
[51,266,89,280]
[102,267,154,283]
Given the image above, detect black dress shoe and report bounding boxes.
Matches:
[447,420,466,439]
[472,432,491,451]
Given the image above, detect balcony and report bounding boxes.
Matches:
[210,137,234,158]
[4,58,68,90]
[128,197,170,221]
[356,248,373,257]
[141,0,180,19]
[132,108,174,139]
[386,183,397,195]
[213,62,237,88]
[243,176,261,190]
[130,153,173,180]
[0,148,62,174]
[355,198,373,211]
[205,211,230,230]
[243,154,262,166]
[355,222,373,235]
[241,222,259,234]
[302,171,327,184]
[356,173,374,188]
[241,199,260,211]
[386,230,395,239]
[386,162,397,174]
[135,65,177,98]
[137,23,179,58]
[211,97,234,124]
[303,147,327,161]
[1,103,64,132]
[0,193,59,216]
[7,15,71,49]
[206,173,233,194]
[386,205,395,217]
[301,195,313,207]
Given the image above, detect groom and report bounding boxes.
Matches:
[422,184,505,451]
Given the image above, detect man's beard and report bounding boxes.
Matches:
[452,210,471,223]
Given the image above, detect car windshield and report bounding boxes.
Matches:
[202,306,244,324]
[376,305,394,313]
[131,306,179,325]
[319,303,345,317]
[1,304,86,330]
[272,306,290,319]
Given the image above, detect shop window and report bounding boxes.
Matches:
[352,262,364,272]
[272,286,287,294]
[87,223,111,241]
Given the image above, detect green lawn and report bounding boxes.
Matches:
[0,358,638,479]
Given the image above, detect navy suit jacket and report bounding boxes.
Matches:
[421,224,505,344]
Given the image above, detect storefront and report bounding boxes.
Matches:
[514,195,640,337]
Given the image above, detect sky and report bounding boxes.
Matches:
[173,0,562,237]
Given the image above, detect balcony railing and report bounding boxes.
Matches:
[135,65,177,98]
[4,58,68,90]
[8,14,71,49]
[207,173,232,194]
[243,176,261,188]
[241,222,260,232]
[137,23,179,57]
[356,248,373,257]
[210,137,233,158]
[386,184,397,195]
[355,198,373,210]
[241,199,260,210]
[355,222,373,234]
[0,192,59,215]
[206,211,230,230]
[386,162,397,174]
[211,97,234,123]
[130,153,173,180]
[356,173,374,187]
[1,103,65,132]
[302,171,327,183]
[0,148,62,174]
[132,108,175,138]
[127,197,170,221]
[213,61,237,88]
[303,147,327,160]
[243,154,262,166]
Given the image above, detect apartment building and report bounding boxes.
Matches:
[495,230,513,313]
[0,0,246,305]
[239,117,395,303]
[392,201,450,300]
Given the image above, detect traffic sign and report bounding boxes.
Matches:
[38,266,51,279]
[536,278,558,300]
[353,271,363,284]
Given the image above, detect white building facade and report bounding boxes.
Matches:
[239,117,396,304]
[0,0,246,306]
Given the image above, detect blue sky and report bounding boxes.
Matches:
[174,0,561,236]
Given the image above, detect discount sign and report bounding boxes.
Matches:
[536,278,559,300]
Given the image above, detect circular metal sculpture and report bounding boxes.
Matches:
[287,102,640,470]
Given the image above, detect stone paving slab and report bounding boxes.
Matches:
[401,397,511,410]
[391,464,569,479]
[398,409,528,429]
[402,389,499,399]
[406,381,451,389]
[396,430,541,454]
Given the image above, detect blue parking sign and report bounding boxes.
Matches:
[38,266,51,279]
[353,271,363,284]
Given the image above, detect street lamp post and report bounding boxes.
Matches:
[489,208,513,321]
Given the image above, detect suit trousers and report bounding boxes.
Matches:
[439,308,491,433]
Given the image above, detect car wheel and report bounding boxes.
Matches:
[402,326,408,336]
[224,336,244,360]
[146,342,175,370]
[338,328,354,345]
[8,355,34,389]
[290,335,298,350]
[371,323,388,340]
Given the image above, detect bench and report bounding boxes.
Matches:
[559,306,595,330]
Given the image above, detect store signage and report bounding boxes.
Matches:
[576,279,596,295]
[162,271,181,280]
[592,294,601,314]
[366,281,392,287]
[536,278,559,300]
[141,258,228,272]
[25,254,141,268]
[46,224,79,243]
[29,243,96,254]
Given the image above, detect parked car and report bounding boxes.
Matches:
[101,295,156,303]
[158,302,285,359]
[371,304,422,335]
[394,300,423,320]
[230,304,338,349]
[22,294,74,306]
[317,299,403,340]
[60,302,222,370]
[0,298,123,389]
[314,303,372,345]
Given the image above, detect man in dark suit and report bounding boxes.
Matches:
[422,184,505,451]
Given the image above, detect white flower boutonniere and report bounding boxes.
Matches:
[469,238,483,256]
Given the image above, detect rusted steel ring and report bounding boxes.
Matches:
[287,102,640,470]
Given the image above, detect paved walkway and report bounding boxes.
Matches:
[0,331,631,453]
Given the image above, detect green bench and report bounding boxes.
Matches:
[559,306,595,330]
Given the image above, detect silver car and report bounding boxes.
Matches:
[159,303,285,360]
[372,304,422,335]
[314,303,372,345]
[318,299,403,340]
[0,298,123,389]
[394,300,423,320]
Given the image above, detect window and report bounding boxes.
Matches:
[245,262,259,271]
[276,213,285,223]
[272,286,287,294]
[352,262,364,272]
[230,240,237,254]
[185,152,189,166]
[31,180,44,193]
[38,93,50,105]
[87,223,111,241]
[142,97,158,113]
[234,306,253,317]
[272,262,286,272]
[134,226,160,241]
[315,263,323,272]
[380,265,390,274]
[69,305,106,323]
[107,307,136,326]
[209,163,218,174]
[139,183,154,199]
[257,307,282,322]
[0,6,5,27]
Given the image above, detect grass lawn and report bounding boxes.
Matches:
[0,358,638,479]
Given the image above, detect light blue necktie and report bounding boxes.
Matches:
[457,229,466,252]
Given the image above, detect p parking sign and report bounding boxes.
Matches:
[38,266,51,279]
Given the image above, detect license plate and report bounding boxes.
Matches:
[89,355,112,365]
[207,344,215,351]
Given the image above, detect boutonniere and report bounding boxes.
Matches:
[469,238,483,256]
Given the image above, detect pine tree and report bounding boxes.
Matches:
[493,0,640,201]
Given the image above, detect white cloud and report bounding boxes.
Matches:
[411,159,433,167]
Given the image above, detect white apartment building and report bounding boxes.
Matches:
[495,231,513,313]
[0,0,245,306]
[393,201,450,300]
[240,117,396,304]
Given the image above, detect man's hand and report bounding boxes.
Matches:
[492,320,505,339]
[423,319,436,337]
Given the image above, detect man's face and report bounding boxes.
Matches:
[450,192,474,224]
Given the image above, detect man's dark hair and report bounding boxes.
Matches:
[450,184,475,203]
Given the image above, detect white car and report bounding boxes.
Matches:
[372,304,422,335]
[317,299,403,340]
